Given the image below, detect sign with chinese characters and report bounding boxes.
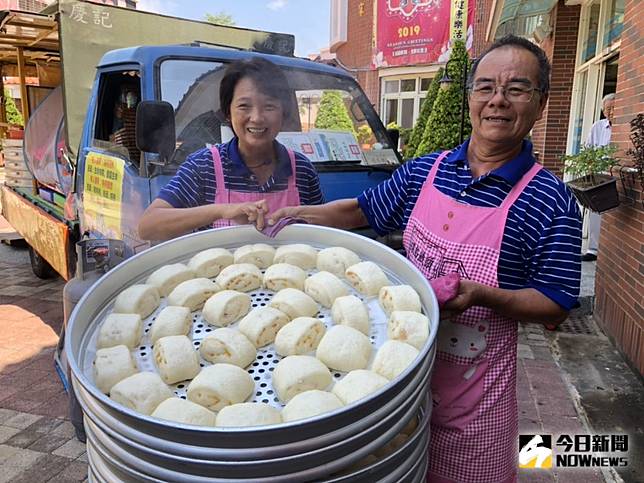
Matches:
[82,151,125,239]
[373,0,475,68]
[519,433,629,470]
[277,131,364,163]
[69,2,113,28]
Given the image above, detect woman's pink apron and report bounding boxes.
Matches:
[402,151,542,482]
[210,145,301,228]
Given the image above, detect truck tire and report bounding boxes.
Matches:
[29,246,57,279]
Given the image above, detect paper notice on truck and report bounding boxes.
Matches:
[277,130,364,163]
[83,151,125,239]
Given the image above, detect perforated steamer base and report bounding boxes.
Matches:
[81,246,413,412]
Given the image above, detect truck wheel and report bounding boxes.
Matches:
[29,246,56,279]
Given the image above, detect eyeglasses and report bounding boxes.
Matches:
[468,81,543,103]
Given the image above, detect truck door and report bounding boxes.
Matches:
[77,68,150,256]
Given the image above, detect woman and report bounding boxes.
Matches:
[138,57,323,241]
[269,35,582,482]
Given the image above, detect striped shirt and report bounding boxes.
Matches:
[158,138,325,209]
[357,139,582,310]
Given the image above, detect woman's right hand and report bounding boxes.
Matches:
[224,200,269,229]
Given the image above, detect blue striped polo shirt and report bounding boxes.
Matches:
[158,138,325,209]
[357,139,582,310]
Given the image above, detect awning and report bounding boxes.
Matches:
[0,10,60,65]
[495,0,557,40]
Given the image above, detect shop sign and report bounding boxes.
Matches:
[373,0,475,68]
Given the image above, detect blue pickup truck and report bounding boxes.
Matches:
[1,2,400,281]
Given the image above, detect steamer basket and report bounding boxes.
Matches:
[67,225,439,481]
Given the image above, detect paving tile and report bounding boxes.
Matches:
[0,425,21,443]
[518,470,555,482]
[48,460,89,482]
[31,393,70,419]
[0,396,45,413]
[536,396,579,418]
[0,444,44,483]
[2,412,42,430]
[518,418,543,433]
[542,416,586,435]
[5,428,49,449]
[76,451,89,463]
[10,453,71,483]
[0,408,19,424]
[51,420,76,439]
[26,432,70,453]
[53,438,87,459]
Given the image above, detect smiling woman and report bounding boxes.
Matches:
[138,57,324,241]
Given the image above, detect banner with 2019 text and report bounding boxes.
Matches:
[373,0,475,68]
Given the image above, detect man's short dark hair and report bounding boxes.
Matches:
[468,35,551,97]
[219,57,292,120]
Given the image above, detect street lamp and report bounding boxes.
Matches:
[439,56,472,144]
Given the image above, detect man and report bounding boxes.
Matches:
[269,35,582,482]
[581,93,615,262]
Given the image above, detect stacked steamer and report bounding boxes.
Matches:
[66,225,438,482]
[2,139,33,189]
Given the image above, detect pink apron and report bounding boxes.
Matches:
[402,151,542,483]
[210,145,301,228]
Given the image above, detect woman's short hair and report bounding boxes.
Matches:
[219,57,292,120]
[468,34,552,97]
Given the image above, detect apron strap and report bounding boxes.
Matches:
[426,150,452,186]
[285,148,298,193]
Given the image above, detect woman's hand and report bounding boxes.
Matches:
[225,200,269,229]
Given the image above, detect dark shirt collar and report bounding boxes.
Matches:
[446,138,536,185]
[224,138,293,180]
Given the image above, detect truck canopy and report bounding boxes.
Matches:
[1,0,294,158]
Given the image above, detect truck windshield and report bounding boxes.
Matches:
[159,58,395,166]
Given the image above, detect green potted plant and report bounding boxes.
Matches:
[562,144,620,213]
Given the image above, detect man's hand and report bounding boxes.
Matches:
[225,200,269,230]
[267,206,302,226]
[441,279,484,318]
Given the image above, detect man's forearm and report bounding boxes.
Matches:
[294,199,368,229]
[477,285,569,325]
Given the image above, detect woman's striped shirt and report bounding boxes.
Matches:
[357,140,582,310]
[158,138,325,209]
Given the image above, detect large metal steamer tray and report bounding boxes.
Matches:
[66,224,439,482]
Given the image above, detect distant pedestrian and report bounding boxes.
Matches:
[581,93,615,262]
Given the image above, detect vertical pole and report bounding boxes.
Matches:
[16,47,30,124]
[0,64,6,139]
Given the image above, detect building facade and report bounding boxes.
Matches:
[331,0,643,375]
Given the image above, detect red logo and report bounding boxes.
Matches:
[301,143,314,154]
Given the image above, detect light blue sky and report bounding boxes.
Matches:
[137,0,331,57]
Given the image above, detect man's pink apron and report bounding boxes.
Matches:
[402,151,542,483]
[210,145,301,228]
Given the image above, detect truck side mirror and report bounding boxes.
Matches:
[386,128,400,151]
[136,101,176,164]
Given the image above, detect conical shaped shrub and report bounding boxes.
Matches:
[416,41,472,155]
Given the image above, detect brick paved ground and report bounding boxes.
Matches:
[0,235,617,482]
[0,242,87,483]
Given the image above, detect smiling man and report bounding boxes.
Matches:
[269,35,582,482]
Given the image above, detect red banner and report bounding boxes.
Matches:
[373,0,475,68]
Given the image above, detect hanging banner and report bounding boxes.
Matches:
[373,0,475,68]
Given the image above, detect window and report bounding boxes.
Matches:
[567,0,622,157]
[159,59,395,165]
[380,74,434,130]
[92,70,142,163]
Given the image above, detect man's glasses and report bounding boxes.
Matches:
[468,81,543,103]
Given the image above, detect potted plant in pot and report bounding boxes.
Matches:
[562,144,620,213]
